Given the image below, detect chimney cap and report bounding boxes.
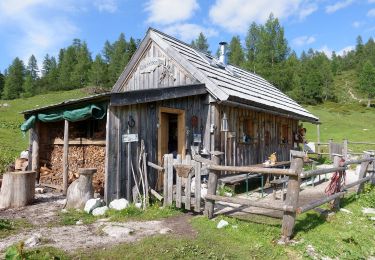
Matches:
[219,41,227,46]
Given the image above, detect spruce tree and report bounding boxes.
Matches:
[89,54,108,87]
[228,36,245,67]
[2,57,25,99]
[107,33,128,86]
[0,72,4,96]
[359,60,375,107]
[72,42,92,87]
[27,55,39,81]
[58,45,77,89]
[191,32,210,53]
[245,22,260,72]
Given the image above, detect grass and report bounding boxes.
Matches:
[22,185,375,259]
[304,102,375,153]
[0,218,32,239]
[0,88,88,172]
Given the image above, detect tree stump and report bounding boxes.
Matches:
[64,168,97,209]
[0,171,36,209]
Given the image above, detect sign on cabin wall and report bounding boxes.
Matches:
[140,57,165,74]
[122,134,139,143]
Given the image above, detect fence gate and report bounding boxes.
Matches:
[162,154,202,212]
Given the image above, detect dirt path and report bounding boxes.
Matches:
[0,192,195,253]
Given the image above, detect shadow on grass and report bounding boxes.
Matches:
[294,212,327,234]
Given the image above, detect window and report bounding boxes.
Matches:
[280,124,290,144]
[239,117,257,143]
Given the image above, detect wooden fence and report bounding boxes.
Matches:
[315,139,375,158]
[203,154,375,243]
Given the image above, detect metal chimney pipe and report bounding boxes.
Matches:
[219,42,227,66]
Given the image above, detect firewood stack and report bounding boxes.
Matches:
[39,145,105,194]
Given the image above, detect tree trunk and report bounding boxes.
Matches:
[0,171,36,209]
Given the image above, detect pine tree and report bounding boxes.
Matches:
[27,55,39,81]
[359,60,375,107]
[58,45,77,89]
[102,40,114,64]
[72,42,92,87]
[245,22,260,72]
[107,33,128,87]
[42,54,52,77]
[0,72,4,96]
[228,36,244,67]
[191,32,210,53]
[89,54,108,87]
[22,74,34,97]
[2,57,25,99]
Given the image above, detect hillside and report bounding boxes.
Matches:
[0,89,88,171]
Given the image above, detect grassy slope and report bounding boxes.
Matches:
[0,89,88,171]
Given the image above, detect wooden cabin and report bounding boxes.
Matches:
[104,28,319,202]
[22,28,318,203]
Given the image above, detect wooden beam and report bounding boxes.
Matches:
[206,164,296,176]
[111,84,207,106]
[205,194,295,212]
[300,167,346,178]
[297,191,346,214]
[344,157,374,166]
[148,161,164,172]
[62,120,69,195]
[53,138,106,145]
[281,157,303,243]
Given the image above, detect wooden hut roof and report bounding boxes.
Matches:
[113,28,319,123]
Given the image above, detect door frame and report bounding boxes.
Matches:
[157,107,186,164]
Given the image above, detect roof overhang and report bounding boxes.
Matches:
[110,84,207,106]
[21,93,110,116]
[221,97,320,124]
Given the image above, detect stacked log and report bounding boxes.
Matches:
[39,144,105,194]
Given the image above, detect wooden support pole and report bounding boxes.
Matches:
[204,154,220,219]
[163,155,168,207]
[31,124,39,184]
[328,139,333,159]
[357,155,371,194]
[332,155,341,210]
[63,120,69,195]
[317,124,321,155]
[281,157,303,243]
[343,139,348,159]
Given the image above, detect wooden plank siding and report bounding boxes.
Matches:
[118,41,198,92]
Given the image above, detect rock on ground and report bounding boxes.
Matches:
[84,198,104,214]
[92,206,108,216]
[109,198,129,211]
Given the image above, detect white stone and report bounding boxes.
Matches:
[370,217,375,221]
[24,233,41,248]
[362,208,375,215]
[135,203,142,209]
[92,206,108,216]
[84,198,104,214]
[217,219,229,229]
[340,208,352,214]
[76,220,83,225]
[61,209,67,213]
[35,187,46,194]
[109,198,129,211]
[201,187,207,199]
[224,192,233,197]
[159,228,172,234]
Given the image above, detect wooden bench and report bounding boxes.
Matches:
[270,176,289,200]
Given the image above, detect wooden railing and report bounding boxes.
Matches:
[203,154,375,243]
[314,139,375,158]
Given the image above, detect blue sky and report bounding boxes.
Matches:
[0,0,375,72]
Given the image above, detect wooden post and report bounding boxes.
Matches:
[357,155,371,194]
[343,139,348,160]
[316,124,321,155]
[176,155,182,208]
[63,120,69,195]
[204,154,220,218]
[185,155,192,210]
[167,154,173,206]
[31,124,40,184]
[332,155,341,210]
[194,160,201,212]
[126,128,131,201]
[328,139,333,159]
[281,157,303,243]
[163,154,168,207]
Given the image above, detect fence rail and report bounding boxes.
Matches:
[313,139,375,158]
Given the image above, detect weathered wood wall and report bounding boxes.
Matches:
[118,41,198,92]
[105,94,210,202]
[214,104,299,166]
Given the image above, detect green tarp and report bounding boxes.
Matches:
[21,103,107,132]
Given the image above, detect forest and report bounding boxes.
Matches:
[1,14,375,105]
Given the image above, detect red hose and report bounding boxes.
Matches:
[325,158,346,195]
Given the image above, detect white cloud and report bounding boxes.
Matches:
[145,0,199,25]
[208,0,318,33]
[94,0,118,13]
[292,35,316,46]
[318,45,354,58]
[163,23,218,43]
[325,0,354,14]
[0,0,79,68]
[369,0,375,3]
[352,21,362,28]
[367,8,375,17]
[337,45,354,56]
